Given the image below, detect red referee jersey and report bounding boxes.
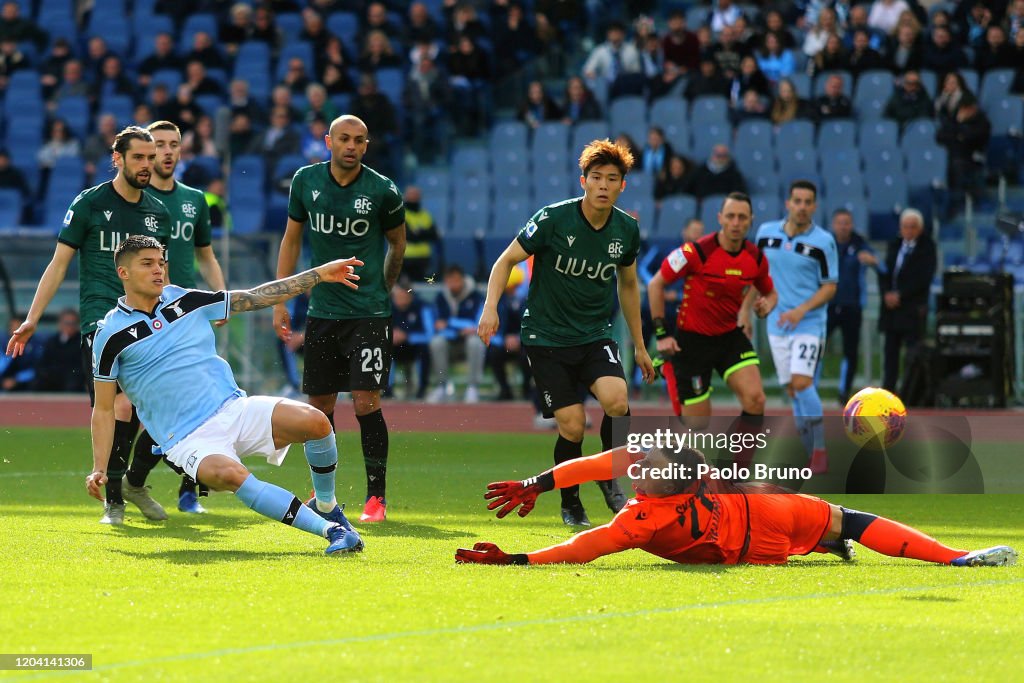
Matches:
[659,233,773,336]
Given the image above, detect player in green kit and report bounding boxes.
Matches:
[5,126,172,524]
[126,120,227,514]
[274,115,406,523]
[478,139,657,527]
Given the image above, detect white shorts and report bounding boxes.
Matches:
[165,396,290,480]
[768,334,824,386]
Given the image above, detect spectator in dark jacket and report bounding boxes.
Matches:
[685,145,748,198]
[685,58,731,101]
[886,24,925,74]
[654,154,696,201]
[561,76,602,124]
[388,283,432,399]
[33,309,84,392]
[662,10,700,75]
[974,25,1017,72]
[883,71,933,127]
[814,74,853,120]
[936,96,991,200]
[518,80,562,129]
[732,56,772,101]
[922,26,968,76]
[847,29,886,77]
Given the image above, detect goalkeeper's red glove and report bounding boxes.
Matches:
[485,471,554,518]
[455,542,528,565]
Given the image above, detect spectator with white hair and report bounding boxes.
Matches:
[878,208,936,393]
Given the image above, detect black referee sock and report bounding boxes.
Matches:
[125,429,161,487]
[105,419,137,504]
[554,435,583,508]
[357,409,389,499]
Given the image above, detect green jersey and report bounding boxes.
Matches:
[146,181,212,289]
[516,198,640,347]
[57,181,172,333]
[287,162,405,319]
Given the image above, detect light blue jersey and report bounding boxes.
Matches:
[92,285,241,450]
[755,220,838,337]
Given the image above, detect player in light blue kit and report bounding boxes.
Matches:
[755,181,838,474]
[85,235,365,555]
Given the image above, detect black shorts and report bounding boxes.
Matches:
[669,328,759,405]
[302,317,393,394]
[525,340,626,418]
[81,331,122,406]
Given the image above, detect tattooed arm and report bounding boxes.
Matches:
[230,257,363,313]
[383,223,406,291]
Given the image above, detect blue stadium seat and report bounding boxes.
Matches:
[0,189,22,227]
[54,96,91,138]
[450,196,492,236]
[649,97,688,133]
[531,173,571,207]
[492,196,534,236]
[231,200,266,235]
[490,121,529,155]
[655,195,698,236]
[37,7,76,44]
[699,194,727,230]
[958,68,979,95]
[453,173,492,205]
[816,119,856,153]
[151,68,183,93]
[687,6,710,27]
[980,68,1015,110]
[813,71,851,97]
[905,145,947,190]
[862,144,903,179]
[92,163,118,185]
[615,194,655,228]
[195,94,225,116]
[626,172,653,199]
[275,42,315,82]
[133,15,174,52]
[735,145,774,180]
[690,121,730,162]
[327,12,360,46]
[610,95,648,147]
[571,120,610,153]
[4,70,41,118]
[189,155,223,181]
[747,167,781,196]
[491,146,530,177]
[751,193,781,222]
[822,167,865,203]
[98,94,134,126]
[374,68,405,107]
[919,70,938,97]
[778,146,818,182]
[500,173,531,200]
[422,194,450,232]
[181,14,219,54]
[689,95,728,125]
[787,73,812,99]
[853,70,893,120]
[859,119,899,151]
[899,118,937,151]
[531,124,571,171]
[824,196,868,235]
[276,13,304,41]
[865,170,908,240]
[229,155,266,196]
[330,93,351,113]
[452,147,490,177]
[986,97,1023,176]
[415,167,450,200]
[735,119,773,153]
[774,120,815,153]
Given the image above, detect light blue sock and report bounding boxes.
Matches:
[303,433,338,512]
[795,385,826,452]
[235,474,331,538]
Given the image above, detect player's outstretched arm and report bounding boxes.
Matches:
[6,243,75,357]
[478,239,529,345]
[456,524,635,565]
[486,447,640,518]
[86,380,118,501]
[230,258,363,313]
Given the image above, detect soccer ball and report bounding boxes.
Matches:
[843,387,907,450]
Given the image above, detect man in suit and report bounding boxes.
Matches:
[879,208,937,392]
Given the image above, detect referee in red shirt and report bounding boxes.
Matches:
[648,192,777,423]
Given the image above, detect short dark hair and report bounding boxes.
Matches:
[146,120,181,135]
[444,264,464,277]
[111,125,153,156]
[721,191,752,211]
[788,179,818,200]
[832,208,853,220]
[114,234,164,267]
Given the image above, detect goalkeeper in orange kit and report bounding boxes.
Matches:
[455,447,1016,567]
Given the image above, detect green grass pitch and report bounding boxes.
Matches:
[1,427,1022,682]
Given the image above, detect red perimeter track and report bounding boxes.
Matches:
[1,395,1021,436]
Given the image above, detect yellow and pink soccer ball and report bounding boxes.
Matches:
[843,387,908,450]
